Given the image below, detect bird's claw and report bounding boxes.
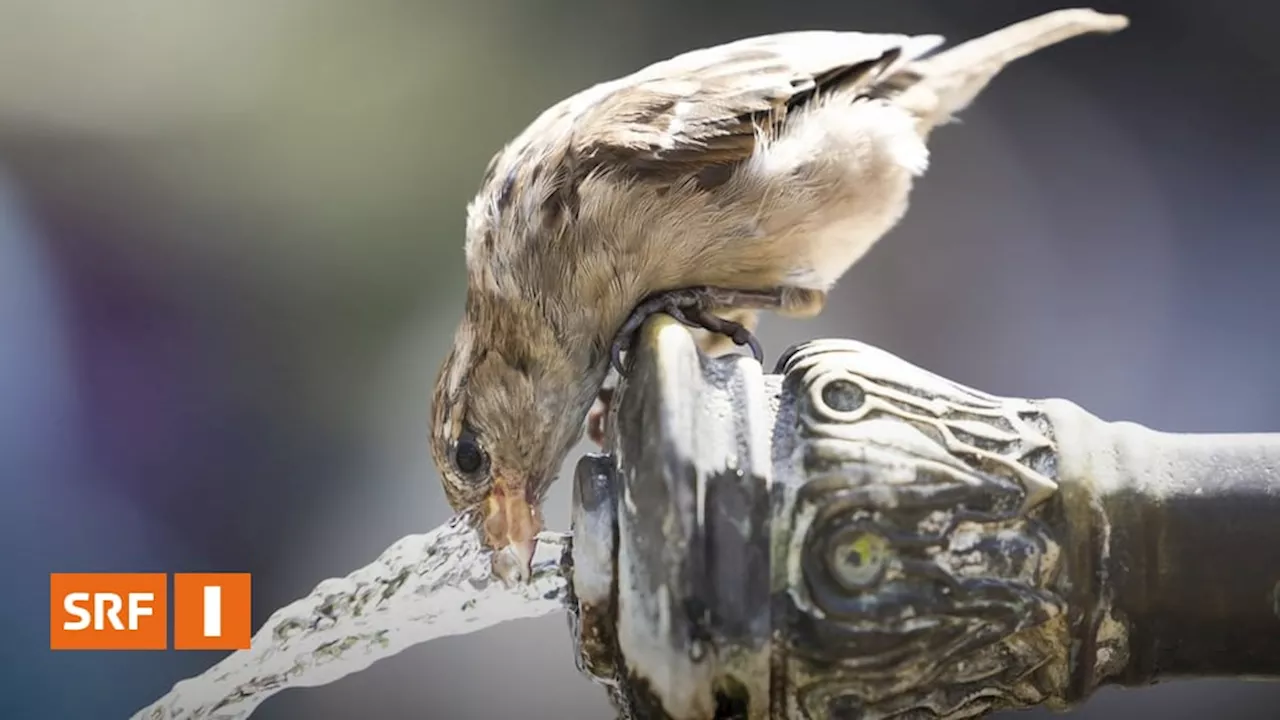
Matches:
[587,387,614,447]
[609,287,766,375]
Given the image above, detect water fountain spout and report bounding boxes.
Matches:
[567,316,1280,719]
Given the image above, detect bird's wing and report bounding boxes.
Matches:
[568,31,944,179]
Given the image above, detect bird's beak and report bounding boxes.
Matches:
[482,477,542,580]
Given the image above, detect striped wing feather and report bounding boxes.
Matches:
[571,31,944,176]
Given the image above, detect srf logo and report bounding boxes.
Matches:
[50,573,251,651]
[49,573,168,650]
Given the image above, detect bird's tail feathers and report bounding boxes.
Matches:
[897,8,1129,134]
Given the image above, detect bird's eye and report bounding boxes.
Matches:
[453,428,488,477]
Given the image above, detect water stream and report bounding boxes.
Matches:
[131,512,573,719]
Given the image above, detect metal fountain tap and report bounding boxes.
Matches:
[566,315,1280,719]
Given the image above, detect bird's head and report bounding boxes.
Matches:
[430,297,600,580]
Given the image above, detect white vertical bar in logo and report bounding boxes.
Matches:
[203,585,222,637]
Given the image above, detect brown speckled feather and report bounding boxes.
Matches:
[479,31,942,196]
[569,32,941,176]
[462,30,948,339]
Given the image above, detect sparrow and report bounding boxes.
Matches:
[429,8,1129,579]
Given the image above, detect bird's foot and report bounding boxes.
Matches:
[609,286,787,375]
[586,386,614,448]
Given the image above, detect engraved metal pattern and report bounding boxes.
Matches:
[773,340,1068,719]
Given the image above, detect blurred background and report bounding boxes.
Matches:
[2,0,1277,717]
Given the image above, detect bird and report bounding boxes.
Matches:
[429,8,1129,579]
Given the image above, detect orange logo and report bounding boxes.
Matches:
[173,573,252,650]
[50,573,168,650]
[50,572,252,650]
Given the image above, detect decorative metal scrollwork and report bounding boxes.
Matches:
[773,340,1070,719]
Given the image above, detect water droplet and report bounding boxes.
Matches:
[689,639,707,662]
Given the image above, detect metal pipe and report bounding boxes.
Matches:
[565,316,1280,719]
